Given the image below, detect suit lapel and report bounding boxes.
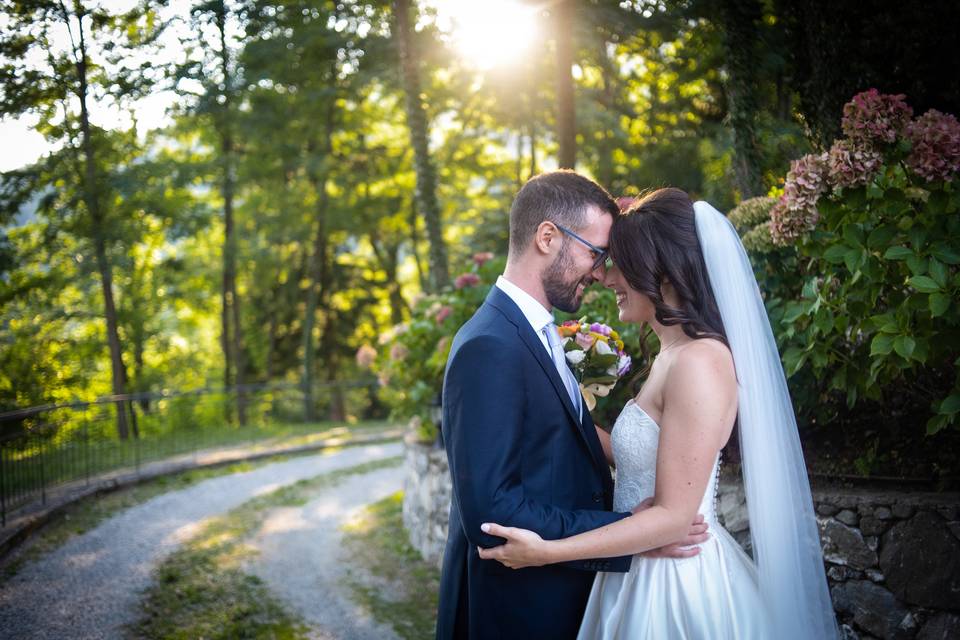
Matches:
[484,287,609,472]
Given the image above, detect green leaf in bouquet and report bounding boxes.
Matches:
[581,374,619,386]
[590,353,620,369]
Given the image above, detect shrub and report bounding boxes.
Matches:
[765,90,960,446]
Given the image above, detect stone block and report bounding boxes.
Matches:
[819,503,841,517]
[821,518,880,570]
[874,506,893,521]
[860,517,888,537]
[829,564,865,582]
[917,613,960,640]
[838,509,861,526]
[880,510,960,610]
[832,580,915,640]
[891,503,914,520]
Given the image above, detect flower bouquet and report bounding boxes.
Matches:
[557,318,633,411]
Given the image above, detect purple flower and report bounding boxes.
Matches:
[906,109,960,182]
[841,89,913,146]
[827,139,883,188]
[617,354,632,377]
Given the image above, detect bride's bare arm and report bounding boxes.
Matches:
[479,341,736,567]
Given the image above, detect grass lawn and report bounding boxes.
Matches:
[341,492,442,640]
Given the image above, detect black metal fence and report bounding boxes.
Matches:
[0,379,379,526]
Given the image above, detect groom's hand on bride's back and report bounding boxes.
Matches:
[631,498,709,559]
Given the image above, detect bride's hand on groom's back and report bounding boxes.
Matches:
[632,498,709,559]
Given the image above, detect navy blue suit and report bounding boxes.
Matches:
[436,286,631,639]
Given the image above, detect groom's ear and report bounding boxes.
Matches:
[534,220,559,256]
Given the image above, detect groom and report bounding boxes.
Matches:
[436,171,706,639]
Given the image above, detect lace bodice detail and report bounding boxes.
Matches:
[611,401,719,522]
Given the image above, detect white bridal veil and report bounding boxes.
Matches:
[693,201,839,639]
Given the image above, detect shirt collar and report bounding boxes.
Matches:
[495,275,555,334]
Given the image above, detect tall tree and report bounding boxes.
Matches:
[717,0,765,197]
[553,0,577,169]
[392,0,449,292]
[0,1,163,438]
[181,0,246,424]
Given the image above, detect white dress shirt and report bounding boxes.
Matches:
[495,275,553,356]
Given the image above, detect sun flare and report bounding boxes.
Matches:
[440,0,540,70]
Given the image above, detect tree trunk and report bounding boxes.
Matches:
[302,99,336,423]
[72,6,129,439]
[393,0,449,292]
[554,0,576,169]
[718,0,765,198]
[215,1,245,425]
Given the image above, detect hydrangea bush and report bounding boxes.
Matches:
[762,90,960,443]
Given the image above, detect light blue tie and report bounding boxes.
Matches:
[544,322,582,419]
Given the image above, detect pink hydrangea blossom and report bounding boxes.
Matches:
[472,252,494,267]
[770,152,828,245]
[454,273,481,289]
[390,344,409,361]
[435,305,453,324]
[355,344,377,369]
[841,89,913,146]
[905,109,960,182]
[827,139,884,188]
[770,196,821,245]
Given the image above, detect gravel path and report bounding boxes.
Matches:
[0,442,402,640]
[247,465,404,640]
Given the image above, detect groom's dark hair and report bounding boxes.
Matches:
[508,170,618,258]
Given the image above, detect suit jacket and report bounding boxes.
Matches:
[435,285,631,640]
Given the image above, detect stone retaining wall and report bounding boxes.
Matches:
[401,436,452,569]
[403,441,960,639]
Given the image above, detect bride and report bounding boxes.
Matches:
[477,188,838,639]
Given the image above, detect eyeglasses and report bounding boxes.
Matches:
[554,223,611,271]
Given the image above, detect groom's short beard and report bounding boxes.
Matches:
[543,243,583,313]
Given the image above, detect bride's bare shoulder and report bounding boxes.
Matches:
[667,338,736,387]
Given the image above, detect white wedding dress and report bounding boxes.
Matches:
[578,400,772,639]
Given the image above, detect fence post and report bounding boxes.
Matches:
[132,400,141,475]
[39,439,46,506]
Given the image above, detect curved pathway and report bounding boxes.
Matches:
[247,465,404,640]
[0,442,403,640]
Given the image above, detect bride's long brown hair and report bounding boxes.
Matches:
[609,187,729,374]
[612,188,740,459]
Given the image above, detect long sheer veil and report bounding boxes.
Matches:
[693,201,838,639]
